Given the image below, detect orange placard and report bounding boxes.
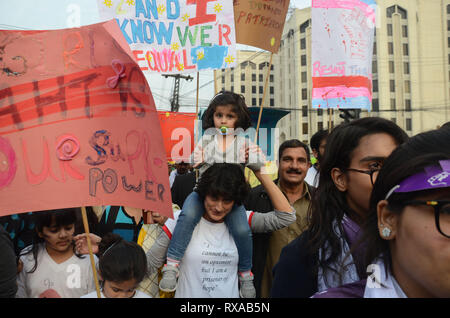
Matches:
[0,20,172,219]
[234,0,290,53]
[158,111,196,163]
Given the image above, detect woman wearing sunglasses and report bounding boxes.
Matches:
[314,127,450,298]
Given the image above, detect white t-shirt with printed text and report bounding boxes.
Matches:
[164,210,255,298]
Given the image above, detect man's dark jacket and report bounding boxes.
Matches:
[244,179,315,297]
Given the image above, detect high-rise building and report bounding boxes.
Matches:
[216,50,275,109]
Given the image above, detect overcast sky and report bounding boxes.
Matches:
[0,0,312,111]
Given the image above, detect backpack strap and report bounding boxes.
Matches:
[106,206,121,229]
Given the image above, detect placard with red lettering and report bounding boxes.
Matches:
[233,0,290,53]
[311,0,376,110]
[97,0,237,74]
[0,20,173,219]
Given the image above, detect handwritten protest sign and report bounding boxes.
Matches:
[311,0,376,110]
[0,20,172,219]
[97,0,237,74]
[158,111,196,162]
[233,0,290,53]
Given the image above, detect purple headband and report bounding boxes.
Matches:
[385,159,450,199]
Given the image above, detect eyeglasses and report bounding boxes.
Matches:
[403,200,450,238]
[345,168,381,186]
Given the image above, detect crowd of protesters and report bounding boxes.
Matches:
[0,91,449,298]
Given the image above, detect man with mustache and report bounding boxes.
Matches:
[245,139,314,297]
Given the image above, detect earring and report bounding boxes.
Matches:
[381,226,391,238]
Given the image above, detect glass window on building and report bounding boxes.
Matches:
[372,98,379,112]
[301,55,307,66]
[373,79,379,92]
[404,62,410,74]
[404,80,410,94]
[406,118,412,131]
[318,122,323,131]
[390,98,396,110]
[302,123,308,135]
[270,98,274,107]
[259,74,263,82]
[403,43,409,56]
[231,74,234,82]
[241,73,245,81]
[241,85,245,93]
[270,86,274,94]
[389,61,395,73]
[252,98,256,106]
[252,86,256,94]
[388,42,394,55]
[390,80,395,92]
[252,74,256,81]
[402,25,408,37]
[405,99,411,111]
[259,86,263,94]
[300,38,306,50]
[387,24,393,36]
[270,75,274,82]
[301,71,307,82]
[302,88,308,100]
[302,105,308,117]
[387,6,395,18]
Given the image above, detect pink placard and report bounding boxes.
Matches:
[0,20,173,219]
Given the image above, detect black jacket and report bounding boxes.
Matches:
[270,229,318,298]
[0,225,17,298]
[244,180,315,297]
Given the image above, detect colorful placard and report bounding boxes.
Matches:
[0,20,172,219]
[97,0,237,74]
[233,0,290,53]
[311,0,376,110]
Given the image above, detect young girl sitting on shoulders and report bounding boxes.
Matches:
[160,91,266,297]
[82,233,150,298]
[16,208,97,298]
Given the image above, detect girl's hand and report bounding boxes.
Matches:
[143,210,168,225]
[151,212,168,226]
[74,233,101,255]
[245,145,266,165]
[192,145,204,168]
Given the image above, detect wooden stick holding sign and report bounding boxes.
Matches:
[247,52,274,181]
[80,206,101,298]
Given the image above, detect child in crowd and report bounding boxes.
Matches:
[16,208,97,298]
[82,233,150,298]
[160,91,266,297]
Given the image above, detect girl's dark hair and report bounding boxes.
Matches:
[201,91,252,131]
[23,208,81,273]
[195,163,250,205]
[353,128,450,276]
[306,117,408,285]
[98,233,147,285]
